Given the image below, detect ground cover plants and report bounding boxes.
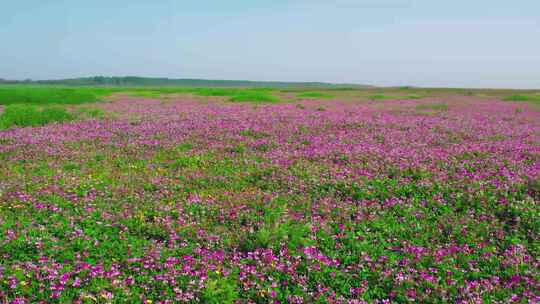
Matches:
[0,86,115,105]
[0,86,280,106]
[0,105,75,129]
[504,94,540,102]
[0,87,539,303]
[297,92,334,99]
[504,94,540,108]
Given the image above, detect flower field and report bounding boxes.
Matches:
[0,91,539,303]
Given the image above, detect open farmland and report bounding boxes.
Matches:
[0,87,539,303]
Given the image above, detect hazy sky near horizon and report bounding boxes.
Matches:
[1,1,539,88]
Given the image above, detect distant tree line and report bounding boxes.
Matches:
[0,78,22,84]
[0,76,369,88]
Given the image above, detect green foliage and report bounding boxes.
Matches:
[368,94,423,100]
[368,94,393,100]
[297,92,334,99]
[74,107,106,119]
[1,85,540,303]
[202,275,239,304]
[0,86,282,106]
[416,103,449,111]
[239,129,269,139]
[504,95,534,101]
[0,86,115,105]
[229,90,279,103]
[129,91,164,98]
[503,94,540,108]
[0,104,75,129]
[239,196,312,252]
[504,94,540,106]
[176,142,194,152]
[193,88,239,97]
[170,155,205,170]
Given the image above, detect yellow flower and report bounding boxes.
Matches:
[82,294,97,302]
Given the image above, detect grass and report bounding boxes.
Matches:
[368,94,394,100]
[0,86,283,105]
[504,95,532,101]
[0,86,117,105]
[73,107,106,119]
[9,86,540,108]
[416,103,449,111]
[0,90,539,302]
[503,94,540,109]
[193,88,239,97]
[297,92,334,99]
[129,91,165,98]
[504,94,540,102]
[368,93,424,101]
[125,88,237,98]
[0,104,75,129]
[228,89,279,103]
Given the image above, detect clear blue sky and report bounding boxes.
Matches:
[1,1,539,88]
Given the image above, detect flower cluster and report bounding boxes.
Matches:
[0,96,539,303]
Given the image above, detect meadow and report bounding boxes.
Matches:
[0,85,539,303]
